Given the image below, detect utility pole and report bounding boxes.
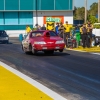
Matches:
[98,0,100,22]
[36,0,38,25]
[85,0,87,23]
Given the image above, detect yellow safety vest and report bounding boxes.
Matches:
[63,24,71,32]
[86,24,93,32]
[80,27,83,34]
[26,27,31,33]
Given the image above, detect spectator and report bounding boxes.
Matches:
[26,25,31,34]
[55,22,59,34]
[37,25,41,30]
[58,22,65,38]
[86,21,93,47]
[81,24,88,48]
[63,21,72,47]
[41,24,46,30]
[75,25,80,30]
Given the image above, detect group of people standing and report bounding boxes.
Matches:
[55,21,72,47]
[26,24,46,34]
[80,21,93,48]
[26,22,72,47]
[26,21,94,48]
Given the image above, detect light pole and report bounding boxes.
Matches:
[36,0,38,25]
[98,0,100,22]
[85,0,87,23]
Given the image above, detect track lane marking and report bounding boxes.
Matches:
[0,61,67,100]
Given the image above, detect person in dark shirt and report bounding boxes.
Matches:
[41,24,46,30]
[82,24,88,48]
[55,22,59,34]
[58,22,65,38]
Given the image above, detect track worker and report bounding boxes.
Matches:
[86,21,93,47]
[26,25,32,35]
[63,21,72,47]
[81,24,88,48]
[80,25,83,45]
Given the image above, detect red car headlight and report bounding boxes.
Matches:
[34,41,46,44]
[55,40,64,44]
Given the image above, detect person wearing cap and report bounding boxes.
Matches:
[63,21,72,47]
[41,24,46,30]
[58,22,65,38]
[81,24,88,48]
[86,21,93,47]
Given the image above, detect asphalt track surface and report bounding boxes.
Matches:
[0,37,100,100]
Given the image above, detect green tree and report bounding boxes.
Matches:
[73,2,98,22]
[88,15,98,23]
[73,7,85,20]
[88,2,98,16]
[73,6,77,19]
[87,2,98,23]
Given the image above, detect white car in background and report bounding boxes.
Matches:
[93,23,100,44]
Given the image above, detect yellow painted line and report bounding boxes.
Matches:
[0,61,67,100]
[0,66,52,100]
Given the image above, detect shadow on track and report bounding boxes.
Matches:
[25,52,70,57]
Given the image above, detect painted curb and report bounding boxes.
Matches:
[0,61,67,100]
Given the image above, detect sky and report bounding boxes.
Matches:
[74,0,98,9]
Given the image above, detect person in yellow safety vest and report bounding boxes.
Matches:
[81,24,89,48]
[26,25,32,35]
[80,26,83,33]
[63,21,72,47]
[86,21,93,47]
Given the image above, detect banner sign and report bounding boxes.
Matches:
[46,22,55,31]
[44,16,64,24]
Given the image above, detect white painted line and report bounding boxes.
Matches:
[0,61,67,100]
[91,53,100,55]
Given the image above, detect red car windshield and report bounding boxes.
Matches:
[31,31,58,37]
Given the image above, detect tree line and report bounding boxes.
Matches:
[74,2,98,23]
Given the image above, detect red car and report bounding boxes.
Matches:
[22,30,65,54]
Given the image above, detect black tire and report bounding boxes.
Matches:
[6,40,9,44]
[44,50,54,54]
[31,46,37,55]
[22,45,30,54]
[2,41,9,44]
[59,49,63,52]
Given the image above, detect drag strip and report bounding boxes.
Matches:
[0,37,100,100]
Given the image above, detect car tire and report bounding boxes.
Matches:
[6,40,9,44]
[44,50,54,54]
[22,45,30,54]
[59,49,63,52]
[31,46,37,55]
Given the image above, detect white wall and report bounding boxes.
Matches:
[6,30,26,37]
[33,11,73,27]
[6,11,73,37]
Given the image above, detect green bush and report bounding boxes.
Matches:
[93,24,100,29]
[88,15,98,24]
